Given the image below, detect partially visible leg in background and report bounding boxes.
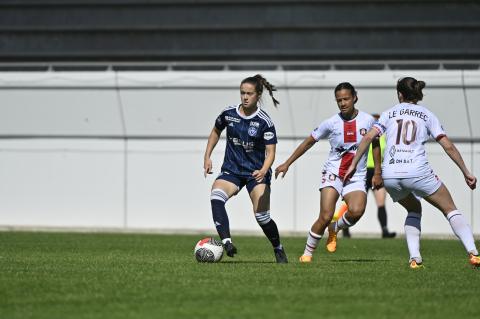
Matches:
[374,187,396,238]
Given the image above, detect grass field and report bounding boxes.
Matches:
[1,231,479,319]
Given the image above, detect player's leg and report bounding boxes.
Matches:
[249,183,287,263]
[423,183,479,266]
[326,189,367,252]
[397,193,423,268]
[334,201,351,238]
[299,187,339,261]
[211,178,239,257]
[335,190,367,230]
[374,187,396,238]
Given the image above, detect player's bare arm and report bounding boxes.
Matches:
[437,135,477,190]
[203,127,222,177]
[371,137,383,189]
[344,128,379,182]
[253,144,276,182]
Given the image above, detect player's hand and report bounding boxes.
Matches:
[465,174,477,190]
[203,158,213,178]
[372,174,384,190]
[252,169,266,183]
[274,163,289,179]
[343,165,356,184]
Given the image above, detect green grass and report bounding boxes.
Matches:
[0,232,479,319]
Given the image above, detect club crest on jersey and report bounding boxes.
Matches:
[360,128,367,136]
[248,126,258,136]
[248,122,259,136]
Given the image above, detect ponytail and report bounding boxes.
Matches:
[241,74,280,108]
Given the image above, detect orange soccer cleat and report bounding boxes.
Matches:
[469,253,480,267]
[325,223,338,253]
[299,255,313,263]
[409,259,425,269]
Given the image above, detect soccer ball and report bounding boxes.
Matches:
[194,237,224,263]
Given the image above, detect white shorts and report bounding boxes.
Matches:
[319,171,366,197]
[383,172,442,202]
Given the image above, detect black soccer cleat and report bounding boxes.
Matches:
[274,247,288,264]
[382,231,397,238]
[223,241,237,257]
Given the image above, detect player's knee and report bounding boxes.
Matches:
[255,211,271,226]
[211,188,229,205]
[346,206,365,221]
[318,212,333,225]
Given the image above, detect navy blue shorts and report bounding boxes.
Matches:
[216,171,271,193]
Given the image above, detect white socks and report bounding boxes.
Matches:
[404,212,422,263]
[332,213,353,234]
[303,230,322,257]
[447,210,478,256]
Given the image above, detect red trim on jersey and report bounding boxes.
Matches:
[343,120,357,143]
[339,152,354,178]
[372,125,382,135]
[435,134,446,142]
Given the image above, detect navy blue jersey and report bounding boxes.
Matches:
[215,104,277,177]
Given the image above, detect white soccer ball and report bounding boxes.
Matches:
[194,237,224,263]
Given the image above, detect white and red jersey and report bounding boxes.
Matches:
[373,102,446,178]
[311,111,375,181]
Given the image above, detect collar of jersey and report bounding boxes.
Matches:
[338,110,359,122]
[236,104,260,120]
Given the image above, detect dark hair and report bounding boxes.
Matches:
[241,74,280,108]
[397,77,426,103]
[334,82,358,104]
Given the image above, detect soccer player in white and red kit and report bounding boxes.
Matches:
[345,77,480,269]
[275,82,381,262]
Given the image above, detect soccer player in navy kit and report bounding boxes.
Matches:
[203,74,288,263]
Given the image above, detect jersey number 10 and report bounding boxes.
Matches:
[395,119,417,145]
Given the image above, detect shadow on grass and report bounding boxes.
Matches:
[221,260,279,264]
[332,259,391,263]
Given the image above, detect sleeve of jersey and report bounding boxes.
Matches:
[263,125,277,145]
[428,112,446,140]
[311,120,330,141]
[372,112,388,136]
[214,111,226,131]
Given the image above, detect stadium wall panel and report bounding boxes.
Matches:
[0,69,478,236]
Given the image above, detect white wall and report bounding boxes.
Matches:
[0,69,478,236]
